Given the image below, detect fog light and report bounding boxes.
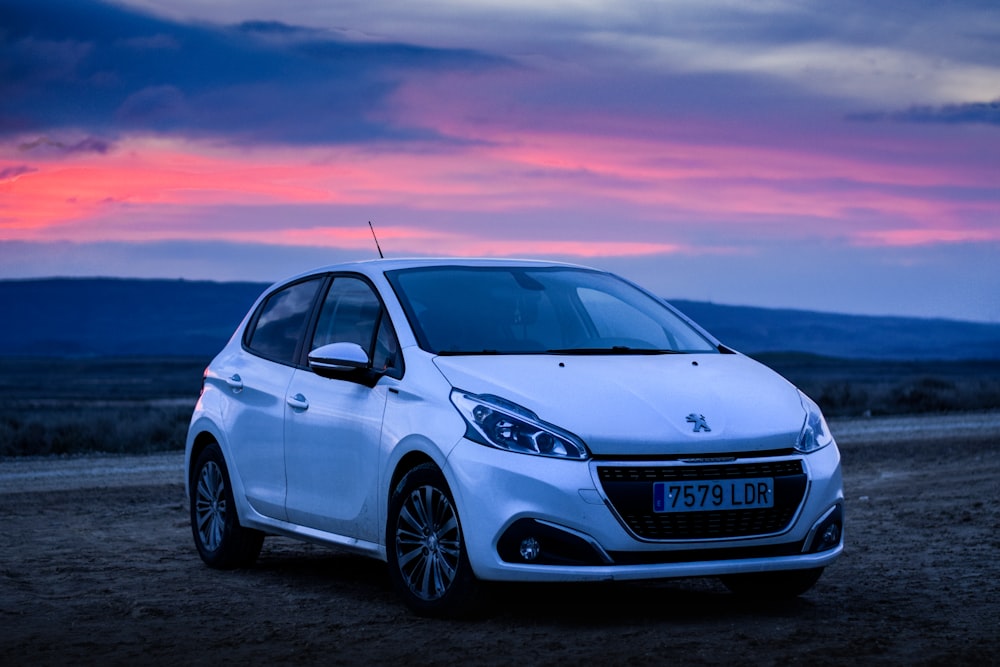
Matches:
[817,523,841,551]
[807,505,844,554]
[519,537,541,561]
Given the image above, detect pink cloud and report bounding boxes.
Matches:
[854,228,1000,246]
[224,225,688,257]
[2,117,996,258]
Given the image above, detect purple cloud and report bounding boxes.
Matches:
[18,136,112,154]
[0,165,37,180]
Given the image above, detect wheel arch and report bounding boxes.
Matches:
[186,429,221,497]
[381,431,458,530]
[387,451,439,504]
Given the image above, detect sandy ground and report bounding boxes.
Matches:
[1,412,998,666]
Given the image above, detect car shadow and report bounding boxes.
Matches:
[486,579,817,623]
[245,538,818,622]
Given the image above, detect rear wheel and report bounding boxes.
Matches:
[190,443,263,569]
[721,567,824,598]
[386,464,480,617]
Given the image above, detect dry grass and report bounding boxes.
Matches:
[757,354,1000,417]
[0,357,204,457]
[0,401,193,457]
[2,355,999,457]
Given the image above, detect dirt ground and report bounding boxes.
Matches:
[2,413,998,666]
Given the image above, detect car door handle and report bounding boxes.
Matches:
[226,374,243,392]
[286,393,309,411]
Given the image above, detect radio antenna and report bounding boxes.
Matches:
[368,220,384,259]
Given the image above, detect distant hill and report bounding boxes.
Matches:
[0,278,267,357]
[1,278,998,360]
[669,300,1000,361]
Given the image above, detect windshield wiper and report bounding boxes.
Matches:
[436,349,503,356]
[545,347,680,355]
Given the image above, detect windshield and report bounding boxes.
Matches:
[385,266,719,355]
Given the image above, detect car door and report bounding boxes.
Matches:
[221,276,324,521]
[283,275,401,541]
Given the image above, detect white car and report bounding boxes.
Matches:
[186,258,843,615]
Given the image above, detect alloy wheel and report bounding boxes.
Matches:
[394,484,462,601]
[195,460,227,552]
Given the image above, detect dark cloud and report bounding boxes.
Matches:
[114,85,187,126]
[18,136,112,154]
[0,165,37,180]
[0,0,509,144]
[236,21,319,37]
[849,99,1000,126]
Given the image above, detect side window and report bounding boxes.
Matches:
[312,277,381,350]
[246,278,323,364]
[311,276,402,378]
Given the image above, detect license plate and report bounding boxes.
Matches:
[653,478,774,513]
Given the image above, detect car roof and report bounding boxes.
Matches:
[278,257,595,283]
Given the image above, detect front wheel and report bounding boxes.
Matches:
[190,443,264,569]
[386,464,480,617]
[721,567,824,598]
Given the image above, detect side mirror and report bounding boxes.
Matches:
[308,342,370,378]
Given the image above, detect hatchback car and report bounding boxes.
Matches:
[186,258,843,615]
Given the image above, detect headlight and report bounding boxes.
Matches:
[796,391,834,453]
[450,390,589,460]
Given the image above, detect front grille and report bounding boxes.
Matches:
[596,460,807,541]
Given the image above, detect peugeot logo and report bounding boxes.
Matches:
[686,413,711,432]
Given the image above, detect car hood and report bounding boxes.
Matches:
[433,353,805,456]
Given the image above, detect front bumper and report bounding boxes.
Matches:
[444,438,844,582]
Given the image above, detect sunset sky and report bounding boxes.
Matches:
[2,0,998,322]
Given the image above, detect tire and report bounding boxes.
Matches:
[721,567,824,598]
[386,464,480,617]
[190,443,264,569]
